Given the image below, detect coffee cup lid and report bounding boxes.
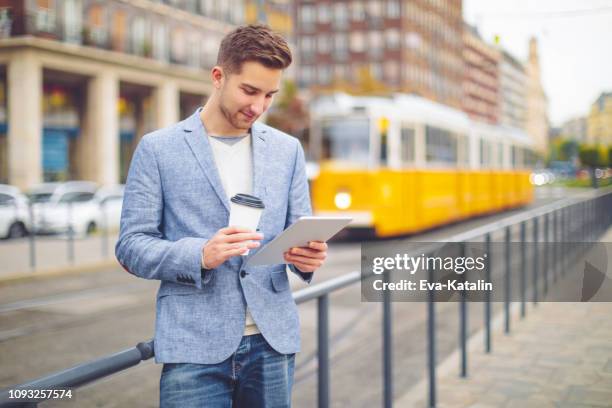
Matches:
[230,193,264,209]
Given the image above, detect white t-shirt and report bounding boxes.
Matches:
[208,131,260,336]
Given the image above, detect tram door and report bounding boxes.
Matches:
[378,117,389,166]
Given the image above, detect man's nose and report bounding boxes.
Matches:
[250,96,266,115]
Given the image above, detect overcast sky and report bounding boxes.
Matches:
[463,0,612,126]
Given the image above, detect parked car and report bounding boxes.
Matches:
[94,184,125,231]
[28,181,124,237]
[0,184,31,239]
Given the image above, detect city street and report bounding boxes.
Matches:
[0,186,596,407]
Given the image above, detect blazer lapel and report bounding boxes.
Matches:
[182,109,230,213]
[251,123,267,202]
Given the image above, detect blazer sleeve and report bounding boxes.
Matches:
[115,136,211,289]
[285,138,315,284]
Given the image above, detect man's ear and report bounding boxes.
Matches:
[211,66,225,89]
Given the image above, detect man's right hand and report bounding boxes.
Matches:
[202,226,263,269]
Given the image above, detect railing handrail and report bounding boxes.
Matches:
[1,187,611,407]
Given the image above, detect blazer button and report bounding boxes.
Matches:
[240,270,248,278]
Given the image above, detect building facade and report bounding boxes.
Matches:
[0,0,244,189]
[525,37,549,155]
[587,92,612,145]
[561,116,587,143]
[293,0,463,109]
[462,24,500,124]
[498,49,527,130]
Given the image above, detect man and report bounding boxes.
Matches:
[115,25,327,407]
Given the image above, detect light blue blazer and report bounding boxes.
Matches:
[115,108,313,364]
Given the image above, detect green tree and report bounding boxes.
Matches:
[265,79,310,148]
[579,145,607,188]
[559,139,579,161]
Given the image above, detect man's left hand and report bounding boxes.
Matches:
[283,241,328,273]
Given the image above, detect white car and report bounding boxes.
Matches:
[0,184,31,239]
[29,182,124,237]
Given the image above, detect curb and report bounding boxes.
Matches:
[0,259,119,286]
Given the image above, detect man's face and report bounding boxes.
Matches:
[215,61,282,132]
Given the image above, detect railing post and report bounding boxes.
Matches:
[101,201,108,258]
[459,242,468,377]
[427,263,436,408]
[484,233,491,353]
[67,201,75,265]
[532,216,539,305]
[520,221,526,318]
[383,270,393,408]
[553,209,558,284]
[28,201,36,271]
[543,213,549,297]
[318,294,330,408]
[504,226,511,333]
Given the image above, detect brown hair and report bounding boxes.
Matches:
[216,24,292,74]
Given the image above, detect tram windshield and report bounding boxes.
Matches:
[321,118,370,165]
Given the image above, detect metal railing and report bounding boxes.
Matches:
[1,188,611,408]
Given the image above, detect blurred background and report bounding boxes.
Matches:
[0,1,611,407]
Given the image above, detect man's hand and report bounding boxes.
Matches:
[283,241,328,273]
[203,226,263,269]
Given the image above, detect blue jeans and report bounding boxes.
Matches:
[159,334,295,407]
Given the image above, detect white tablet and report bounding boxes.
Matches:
[245,216,353,266]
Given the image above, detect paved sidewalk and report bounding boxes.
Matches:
[397,226,612,408]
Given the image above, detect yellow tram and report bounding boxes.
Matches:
[307,93,536,238]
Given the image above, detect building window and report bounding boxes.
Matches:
[386,0,400,19]
[171,28,187,63]
[187,34,200,67]
[318,66,332,85]
[384,61,399,83]
[385,28,400,49]
[300,35,315,60]
[350,31,365,53]
[200,0,215,17]
[201,34,218,68]
[153,23,168,62]
[318,34,330,54]
[334,64,348,81]
[370,62,382,81]
[63,0,82,44]
[334,33,348,60]
[300,65,314,88]
[300,4,315,31]
[111,10,126,51]
[35,0,56,32]
[332,3,348,29]
[86,4,108,47]
[317,4,330,24]
[351,1,365,20]
[368,31,382,58]
[130,16,148,56]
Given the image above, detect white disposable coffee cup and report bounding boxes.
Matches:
[228,193,265,255]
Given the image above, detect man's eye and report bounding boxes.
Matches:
[244,89,256,95]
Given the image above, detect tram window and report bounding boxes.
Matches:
[400,127,414,163]
[511,146,517,168]
[480,139,492,166]
[457,133,468,165]
[425,125,457,164]
[321,118,370,165]
[480,139,485,166]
